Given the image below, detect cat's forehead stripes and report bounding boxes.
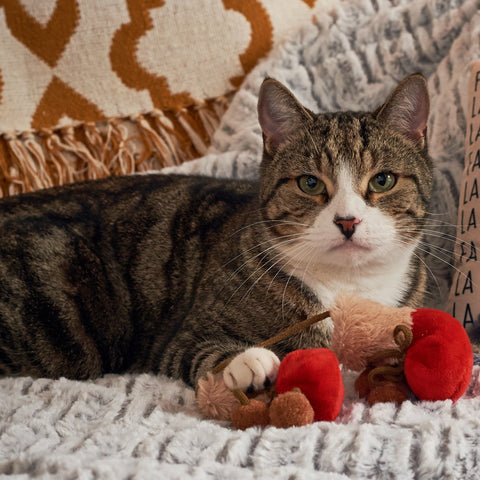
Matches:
[310,113,377,181]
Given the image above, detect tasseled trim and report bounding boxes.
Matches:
[0,96,230,197]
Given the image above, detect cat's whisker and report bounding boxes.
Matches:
[414,239,461,261]
[265,239,312,296]
[396,215,459,226]
[415,234,468,255]
[281,267,299,321]
[411,238,480,288]
[397,233,455,261]
[412,249,442,299]
[265,251,292,295]
[418,224,458,233]
[398,221,458,232]
[415,221,461,232]
[393,237,443,297]
[223,236,306,306]
[233,246,305,306]
[242,239,311,303]
[403,235,461,254]
[220,231,304,272]
[399,229,465,254]
[391,241,443,301]
[396,234,480,291]
[425,210,454,216]
[280,244,316,321]
[421,229,463,242]
[229,219,309,238]
[300,242,318,297]
[221,221,308,272]
[241,249,293,301]
[424,219,459,227]
[395,223,463,243]
[256,237,314,319]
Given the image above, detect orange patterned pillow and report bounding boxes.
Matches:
[0,0,330,196]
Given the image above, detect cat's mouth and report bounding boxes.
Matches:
[329,240,372,253]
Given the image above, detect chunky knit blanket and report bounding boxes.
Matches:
[2,0,480,478]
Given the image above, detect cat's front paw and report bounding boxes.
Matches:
[223,347,280,392]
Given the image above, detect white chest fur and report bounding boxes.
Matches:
[294,245,416,309]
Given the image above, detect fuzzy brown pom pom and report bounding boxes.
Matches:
[196,372,239,420]
[231,399,270,430]
[269,389,314,428]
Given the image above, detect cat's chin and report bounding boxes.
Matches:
[320,240,383,269]
[326,240,376,265]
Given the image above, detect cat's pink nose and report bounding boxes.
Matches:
[334,216,361,239]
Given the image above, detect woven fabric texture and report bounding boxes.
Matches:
[0,0,329,196]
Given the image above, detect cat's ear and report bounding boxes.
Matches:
[258,78,313,156]
[377,73,429,147]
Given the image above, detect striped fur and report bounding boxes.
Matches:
[0,76,433,386]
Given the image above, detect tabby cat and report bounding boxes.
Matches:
[0,74,432,391]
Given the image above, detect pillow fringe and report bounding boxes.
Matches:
[0,97,229,197]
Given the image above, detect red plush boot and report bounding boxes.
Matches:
[275,348,344,421]
[404,309,473,402]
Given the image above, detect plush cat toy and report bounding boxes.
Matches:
[196,295,473,429]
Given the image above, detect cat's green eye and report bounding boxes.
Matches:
[297,175,326,196]
[368,172,396,193]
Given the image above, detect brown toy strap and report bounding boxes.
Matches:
[233,389,250,406]
[212,310,331,374]
[367,324,413,387]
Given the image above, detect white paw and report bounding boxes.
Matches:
[223,347,280,391]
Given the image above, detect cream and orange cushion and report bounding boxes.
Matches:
[0,0,332,196]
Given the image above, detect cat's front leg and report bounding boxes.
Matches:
[223,347,280,391]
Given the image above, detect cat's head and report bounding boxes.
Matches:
[256,74,432,279]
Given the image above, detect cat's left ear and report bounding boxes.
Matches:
[377,73,429,147]
[258,78,313,156]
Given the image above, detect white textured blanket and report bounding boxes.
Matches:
[2,367,480,479]
[2,0,480,478]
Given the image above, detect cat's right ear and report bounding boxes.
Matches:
[258,78,313,156]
